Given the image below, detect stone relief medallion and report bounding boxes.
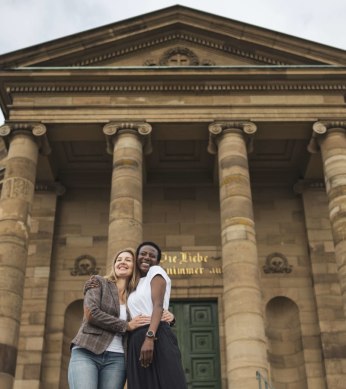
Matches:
[159,47,200,66]
[263,252,293,274]
[70,255,100,276]
[143,54,215,66]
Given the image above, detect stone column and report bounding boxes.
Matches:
[309,121,346,316]
[14,183,63,389]
[208,121,268,389]
[0,123,50,389]
[103,122,152,270]
[296,179,344,389]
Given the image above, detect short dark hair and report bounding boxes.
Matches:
[136,241,162,262]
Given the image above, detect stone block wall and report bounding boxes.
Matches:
[143,184,226,386]
[17,183,346,389]
[143,185,221,248]
[254,186,328,389]
[302,187,346,389]
[40,188,110,389]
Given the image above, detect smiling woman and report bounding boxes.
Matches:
[67,248,151,389]
[127,241,187,389]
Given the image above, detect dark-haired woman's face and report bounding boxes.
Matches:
[137,245,159,276]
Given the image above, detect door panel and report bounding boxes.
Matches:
[170,301,221,389]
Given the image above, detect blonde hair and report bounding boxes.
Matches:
[104,248,138,296]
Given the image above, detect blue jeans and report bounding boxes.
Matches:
[68,347,126,389]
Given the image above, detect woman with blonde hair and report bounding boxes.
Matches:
[68,248,150,389]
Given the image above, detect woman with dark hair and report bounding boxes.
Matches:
[127,241,187,389]
[68,248,150,389]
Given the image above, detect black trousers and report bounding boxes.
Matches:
[127,322,187,389]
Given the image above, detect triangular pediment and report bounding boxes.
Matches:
[0,5,345,68]
[75,36,270,67]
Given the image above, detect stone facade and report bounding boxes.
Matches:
[0,5,346,389]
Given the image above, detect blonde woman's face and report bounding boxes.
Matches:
[113,251,134,278]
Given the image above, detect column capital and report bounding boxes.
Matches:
[208,121,257,154]
[313,121,346,134]
[0,122,51,155]
[308,121,346,153]
[103,121,152,155]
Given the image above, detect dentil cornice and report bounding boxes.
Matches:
[6,80,346,95]
[71,32,287,67]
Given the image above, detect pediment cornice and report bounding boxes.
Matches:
[71,31,288,67]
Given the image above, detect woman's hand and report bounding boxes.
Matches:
[161,309,176,326]
[140,338,155,368]
[127,314,151,331]
[83,276,100,295]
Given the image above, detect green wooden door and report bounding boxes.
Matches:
[169,300,221,389]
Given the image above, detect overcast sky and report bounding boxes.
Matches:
[1,0,345,55]
[0,0,345,122]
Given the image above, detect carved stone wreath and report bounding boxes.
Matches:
[70,254,100,276]
[159,47,200,66]
[263,252,293,274]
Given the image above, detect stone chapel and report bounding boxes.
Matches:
[0,5,346,389]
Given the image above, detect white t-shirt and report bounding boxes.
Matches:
[106,304,127,353]
[127,266,171,318]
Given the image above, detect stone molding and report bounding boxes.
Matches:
[6,81,346,95]
[35,181,66,196]
[0,180,65,197]
[72,32,286,67]
[103,122,152,155]
[307,121,346,153]
[208,121,257,154]
[0,123,51,156]
[293,179,325,194]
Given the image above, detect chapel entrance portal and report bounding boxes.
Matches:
[169,300,221,389]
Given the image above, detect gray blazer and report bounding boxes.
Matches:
[71,275,130,355]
